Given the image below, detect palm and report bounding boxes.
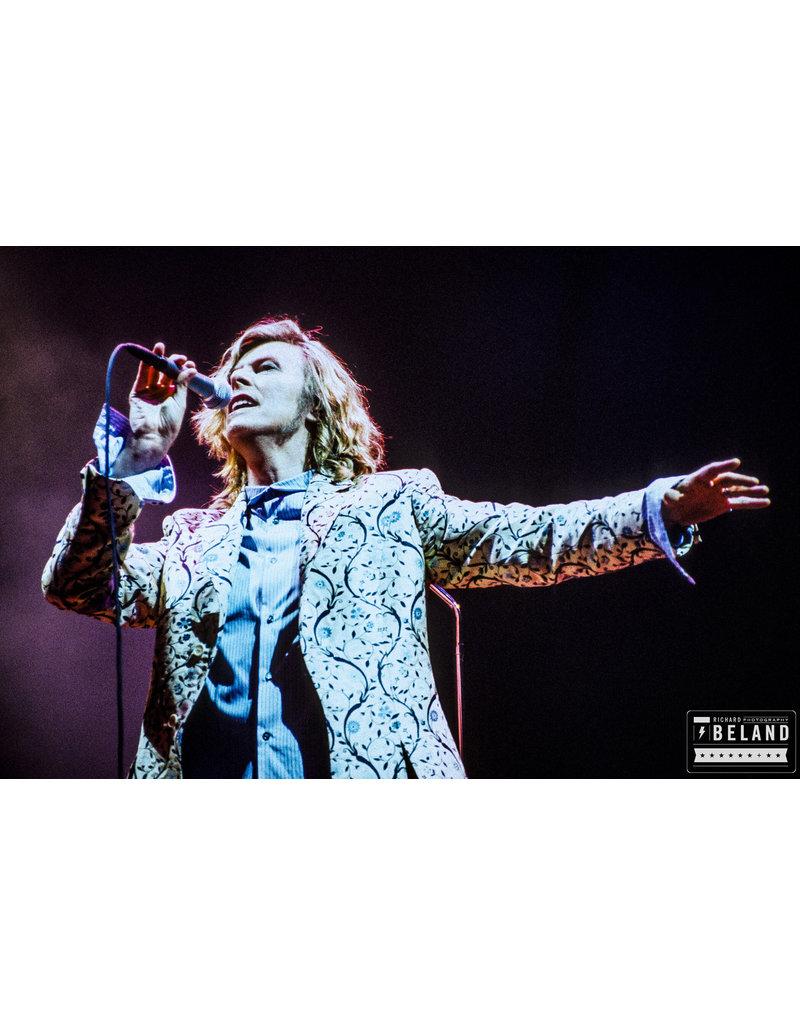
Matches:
[129,387,186,445]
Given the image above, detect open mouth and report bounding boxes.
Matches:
[228,395,259,414]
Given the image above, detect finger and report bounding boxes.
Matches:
[132,342,165,395]
[694,458,741,482]
[176,361,198,387]
[146,353,188,399]
[157,353,187,394]
[135,367,164,398]
[721,485,769,496]
[133,360,158,393]
[712,472,760,486]
[167,355,192,388]
[161,352,198,391]
[727,497,771,509]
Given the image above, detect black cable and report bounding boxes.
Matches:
[104,346,128,779]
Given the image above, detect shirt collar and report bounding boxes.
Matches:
[244,468,315,508]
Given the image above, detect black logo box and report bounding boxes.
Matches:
[686,710,796,775]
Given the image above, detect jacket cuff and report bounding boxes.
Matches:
[92,404,176,505]
[642,476,698,585]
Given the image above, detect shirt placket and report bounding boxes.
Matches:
[256,491,281,778]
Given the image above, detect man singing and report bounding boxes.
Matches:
[42,318,770,778]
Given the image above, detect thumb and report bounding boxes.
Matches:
[175,360,198,389]
[662,487,682,506]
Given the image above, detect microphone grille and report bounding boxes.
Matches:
[205,381,233,409]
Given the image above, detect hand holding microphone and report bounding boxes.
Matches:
[111,342,230,476]
[123,343,232,409]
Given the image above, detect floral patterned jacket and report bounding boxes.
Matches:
[42,463,693,778]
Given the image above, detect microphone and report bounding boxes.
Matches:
[122,343,232,409]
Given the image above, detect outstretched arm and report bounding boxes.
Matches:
[408,459,768,591]
[408,469,688,589]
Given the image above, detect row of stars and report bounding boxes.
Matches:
[695,750,785,759]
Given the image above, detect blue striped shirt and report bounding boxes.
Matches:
[178,469,333,778]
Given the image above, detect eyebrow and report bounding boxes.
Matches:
[231,351,281,373]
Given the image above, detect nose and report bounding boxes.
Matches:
[229,364,254,389]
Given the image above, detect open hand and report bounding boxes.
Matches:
[661,459,770,528]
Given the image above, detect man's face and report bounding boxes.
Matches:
[223,340,314,449]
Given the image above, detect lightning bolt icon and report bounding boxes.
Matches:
[699,726,706,739]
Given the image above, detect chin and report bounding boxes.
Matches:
[224,420,277,447]
[224,418,256,437]
[222,423,252,450]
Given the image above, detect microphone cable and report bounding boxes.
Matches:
[103,345,129,779]
[100,343,229,777]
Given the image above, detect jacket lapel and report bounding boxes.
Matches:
[194,491,248,628]
[193,472,358,627]
[300,472,358,585]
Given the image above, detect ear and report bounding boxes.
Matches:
[304,396,320,425]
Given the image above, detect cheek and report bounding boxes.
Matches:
[271,383,304,410]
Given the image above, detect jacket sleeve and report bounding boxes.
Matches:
[41,461,175,629]
[407,468,695,589]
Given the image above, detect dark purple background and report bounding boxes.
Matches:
[1,247,794,778]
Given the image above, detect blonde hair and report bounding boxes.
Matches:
[192,317,386,508]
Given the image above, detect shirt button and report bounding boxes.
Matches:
[266,615,274,623]
[272,517,280,525]
[262,731,272,741]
